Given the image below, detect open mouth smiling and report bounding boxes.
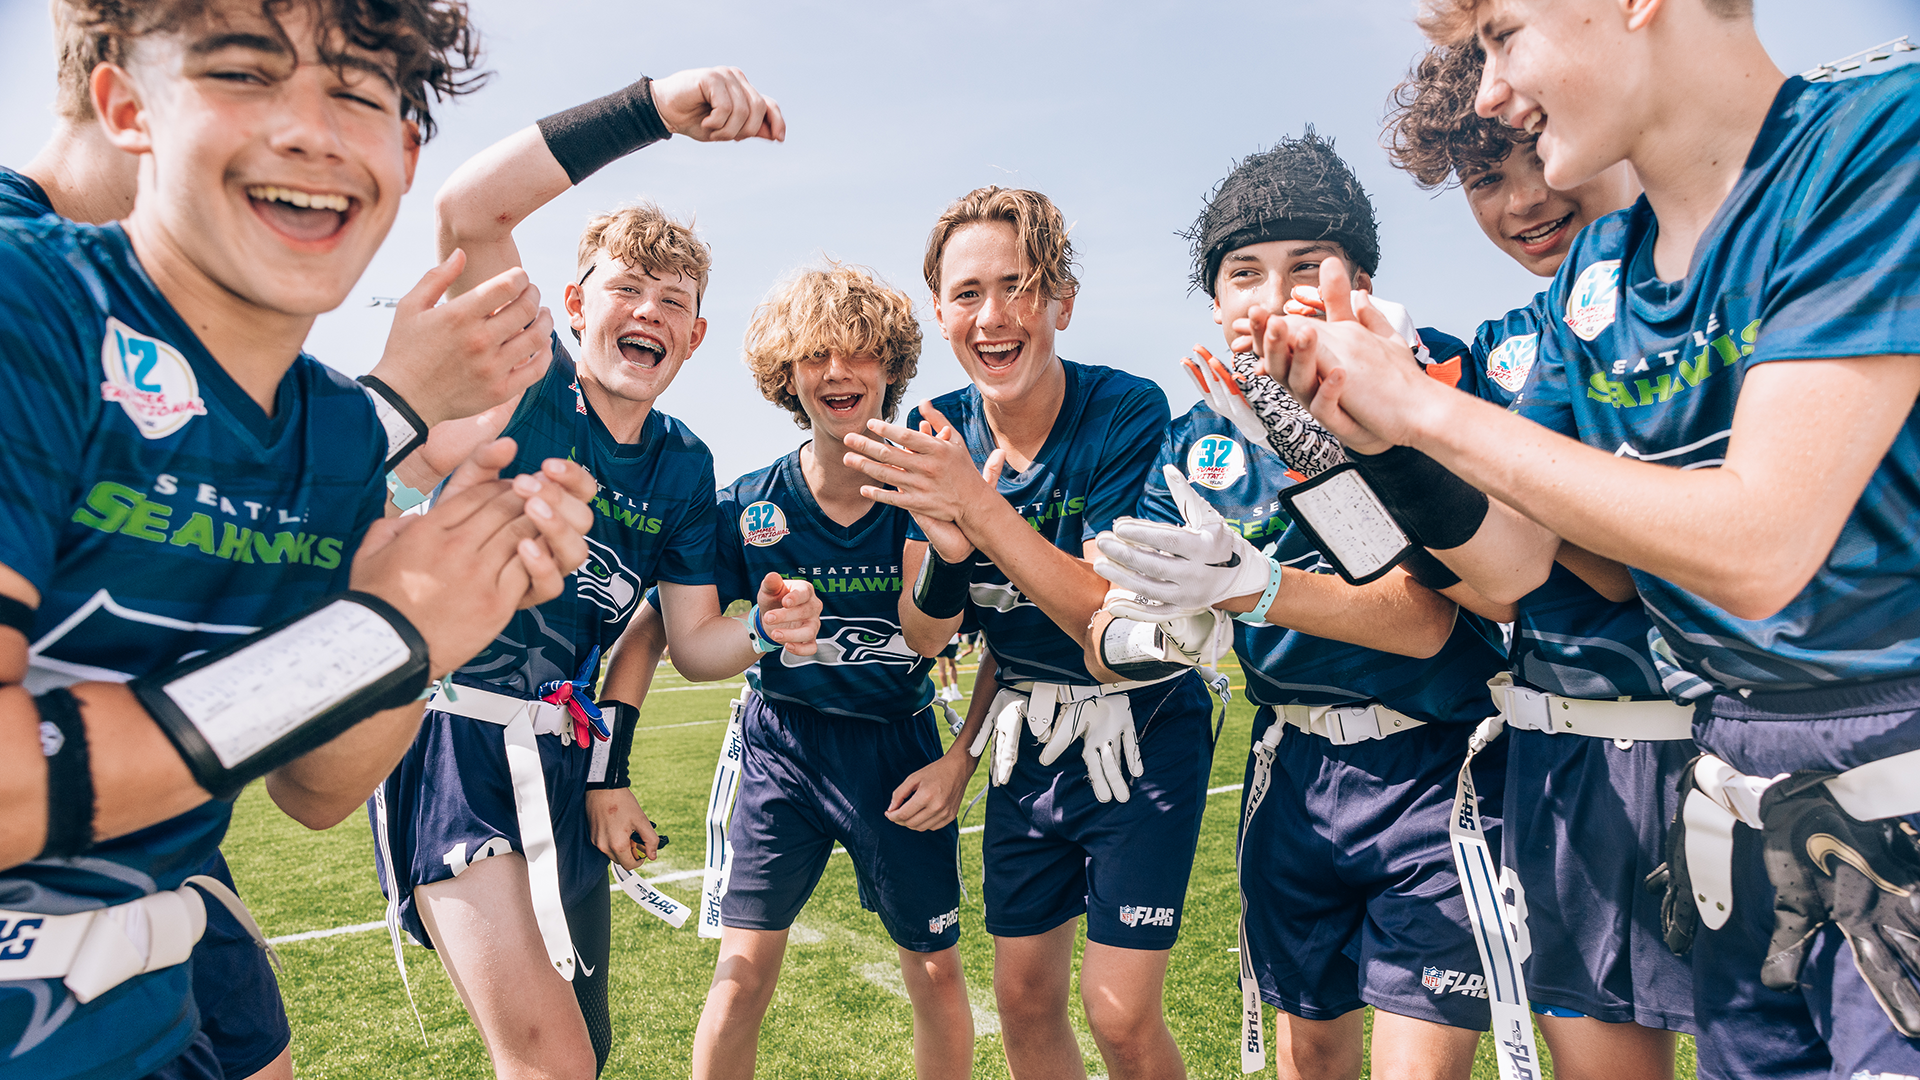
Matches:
[246,184,354,244]
[820,392,864,416]
[1513,212,1574,253]
[976,340,1021,372]
[617,333,667,368]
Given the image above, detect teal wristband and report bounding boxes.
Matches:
[1232,558,1284,626]
[745,604,781,654]
[386,472,432,512]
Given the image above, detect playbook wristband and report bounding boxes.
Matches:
[1348,446,1489,551]
[912,547,973,620]
[130,591,430,800]
[1398,548,1461,591]
[36,688,94,859]
[0,593,32,637]
[358,375,430,473]
[537,76,673,186]
[587,701,639,789]
[1098,618,1189,682]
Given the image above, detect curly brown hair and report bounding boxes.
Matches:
[66,0,485,142]
[1383,38,1526,190]
[922,186,1079,303]
[743,262,922,430]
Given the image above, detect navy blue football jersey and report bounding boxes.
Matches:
[906,361,1170,686]
[1518,69,1920,690]
[1141,404,1505,722]
[0,165,53,218]
[1463,301,1664,699]
[0,217,386,1076]
[714,449,934,723]
[451,342,716,696]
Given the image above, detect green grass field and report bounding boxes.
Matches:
[223,659,1696,1078]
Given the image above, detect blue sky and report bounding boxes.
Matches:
[0,1,1912,484]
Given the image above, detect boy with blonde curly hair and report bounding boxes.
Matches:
[691,262,975,1080]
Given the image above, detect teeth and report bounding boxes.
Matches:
[246,185,350,212]
[619,336,664,355]
[1516,215,1570,243]
[977,342,1018,354]
[1522,111,1546,136]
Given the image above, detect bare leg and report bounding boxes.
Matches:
[1369,1009,1483,1080]
[1079,940,1185,1080]
[1268,1008,1364,1080]
[414,853,596,1080]
[690,926,790,1080]
[899,945,973,1080]
[992,922,1085,1080]
[1538,1014,1676,1080]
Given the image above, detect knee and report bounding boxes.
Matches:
[707,955,780,1017]
[902,949,967,1002]
[1081,991,1164,1061]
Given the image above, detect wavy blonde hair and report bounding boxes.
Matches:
[743,262,922,430]
[922,186,1078,303]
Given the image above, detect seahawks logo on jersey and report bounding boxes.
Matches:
[968,580,1034,613]
[778,615,921,669]
[575,535,639,623]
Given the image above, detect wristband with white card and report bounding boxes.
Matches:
[1275,463,1414,585]
[130,591,430,799]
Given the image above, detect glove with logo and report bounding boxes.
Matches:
[1095,465,1277,613]
[967,688,1028,787]
[1182,343,1348,480]
[1758,770,1920,1036]
[1038,696,1142,804]
[1644,753,1705,956]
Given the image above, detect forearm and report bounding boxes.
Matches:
[666,613,760,683]
[0,683,209,870]
[900,541,966,655]
[1232,568,1458,658]
[963,502,1107,653]
[601,604,667,704]
[1553,541,1640,604]
[433,126,570,295]
[946,652,996,765]
[265,702,427,830]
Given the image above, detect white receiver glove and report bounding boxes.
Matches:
[967,688,1027,787]
[1181,345,1269,450]
[1102,589,1231,667]
[1037,696,1142,804]
[1095,465,1277,612]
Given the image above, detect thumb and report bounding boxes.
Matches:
[1317,257,1357,323]
[919,399,954,436]
[400,248,465,313]
[981,448,1006,484]
[758,571,788,604]
[1349,291,1401,343]
[439,436,517,501]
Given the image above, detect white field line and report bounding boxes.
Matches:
[265,783,1247,946]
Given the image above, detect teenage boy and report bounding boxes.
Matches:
[1096,134,1513,1080]
[843,186,1214,1080]
[0,2,599,1078]
[1379,39,1695,1080]
[688,262,974,1080]
[1254,2,1920,1076]
[2,10,577,1077]
[373,68,822,1079]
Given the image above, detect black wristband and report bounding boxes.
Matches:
[1349,446,1490,551]
[588,701,639,789]
[913,548,973,620]
[36,688,94,859]
[1398,548,1462,591]
[357,374,429,473]
[0,594,32,637]
[538,77,672,186]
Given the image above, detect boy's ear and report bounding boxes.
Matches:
[1212,298,1224,327]
[1352,269,1374,294]
[1623,0,1665,33]
[401,121,422,192]
[92,63,151,155]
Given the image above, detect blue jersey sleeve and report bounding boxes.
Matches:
[0,227,98,590]
[711,482,752,606]
[1137,422,1184,527]
[1081,382,1171,539]
[1753,69,1920,364]
[653,450,717,587]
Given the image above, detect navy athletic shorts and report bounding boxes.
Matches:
[721,691,961,952]
[140,1031,221,1080]
[370,706,607,949]
[982,673,1214,951]
[1688,675,1920,1080]
[1503,728,1698,1032]
[1239,707,1505,1029]
[189,850,290,1079]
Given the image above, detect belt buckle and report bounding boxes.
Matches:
[1506,685,1553,733]
[1328,707,1383,744]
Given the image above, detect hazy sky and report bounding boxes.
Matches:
[0,1,1912,484]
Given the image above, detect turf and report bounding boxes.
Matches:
[222,659,1697,1078]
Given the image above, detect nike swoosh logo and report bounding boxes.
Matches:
[1807,833,1914,897]
[579,959,596,977]
[1208,553,1242,569]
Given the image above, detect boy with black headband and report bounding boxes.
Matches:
[0,2,600,1077]
[1380,38,1693,1080]
[1096,133,1514,1080]
[1256,1,1920,1076]
[843,186,1214,1080]
[372,67,821,1079]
